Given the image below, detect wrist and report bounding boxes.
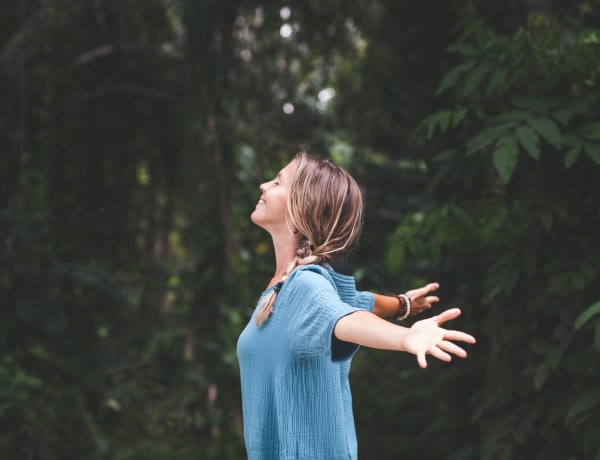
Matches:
[393,293,412,320]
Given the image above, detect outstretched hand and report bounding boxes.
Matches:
[405,282,440,317]
[401,308,476,369]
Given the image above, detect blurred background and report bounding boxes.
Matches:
[1,1,599,459]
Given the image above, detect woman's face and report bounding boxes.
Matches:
[250,161,296,234]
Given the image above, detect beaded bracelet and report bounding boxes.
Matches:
[393,293,412,320]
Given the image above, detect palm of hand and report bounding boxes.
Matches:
[402,317,445,357]
[401,308,474,368]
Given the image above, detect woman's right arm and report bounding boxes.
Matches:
[372,282,439,318]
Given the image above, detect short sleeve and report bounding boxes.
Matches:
[355,290,375,312]
[282,269,361,361]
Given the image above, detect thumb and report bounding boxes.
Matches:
[435,308,462,325]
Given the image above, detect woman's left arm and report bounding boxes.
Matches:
[372,282,440,318]
[334,308,476,368]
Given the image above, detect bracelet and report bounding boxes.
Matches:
[393,294,412,320]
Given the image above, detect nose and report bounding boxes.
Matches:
[259,183,266,192]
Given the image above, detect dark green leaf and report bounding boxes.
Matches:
[447,42,480,57]
[584,142,600,165]
[515,125,540,160]
[486,66,508,95]
[564,143,583,167]
[581,122,600,141]
[565,390,600,425]
[493,136,519,182]
[527,116,562,147]
[574,300,600,330]
[451,107,468,128]
[462,62,493,96]
[552,100,591,125]
[436,59,476,95]
[449,204,478,235]
[533,363,549,390]
[511,95,551,111]
[426,115,437,139]
[466,130,497,156]
[466,124,514,156]
[438,110,452,132]
[495,110,531,124]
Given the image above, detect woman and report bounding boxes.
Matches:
[237,152,476,459]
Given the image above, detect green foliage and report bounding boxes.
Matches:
[383,4,600,459]
[417,11,600,183]
[1,0,370,458]
[1,1,247,458]
[3,0,600,459]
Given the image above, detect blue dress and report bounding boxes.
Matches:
[237,265,375,459]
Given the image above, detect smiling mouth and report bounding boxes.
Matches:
[257,199,265,205]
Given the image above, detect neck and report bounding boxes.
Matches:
[269,232,297,287]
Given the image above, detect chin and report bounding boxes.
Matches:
[250,211,263,227]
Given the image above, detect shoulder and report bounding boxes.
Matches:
[287,264,337,292]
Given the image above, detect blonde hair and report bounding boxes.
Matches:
[256,151,364,326]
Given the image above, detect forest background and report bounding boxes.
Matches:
[1,1,600,459]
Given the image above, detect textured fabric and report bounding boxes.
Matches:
[237,265,375,460]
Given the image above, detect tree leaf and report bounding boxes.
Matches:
[466,124,514,156]
[515,125,540,160]
[466,130,497,156]
[564,143,582,168]
[584,142,600,165]
[574,300,600,330]
[451,107,468,128]
[580,122,600,141]
[565,390,600,426]
[533,363,550,390]
[438,110,452,132]
[552,100,590,125]
[527,116,562,147]
[436,59,476,95]
[486,66,508,95]
[493,136,519,182]
[461,62,493,96]
[447,42,480,57]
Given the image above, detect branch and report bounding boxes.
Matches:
[0,0,52,68]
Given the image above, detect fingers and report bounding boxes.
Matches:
[418,341,468,369]
[435,307,462,324]
[417,352,427,369]
[438,340,468,358]
[411,282,440,298]
[424,282,440,294]
[429,346,452,362]
[410,294,439,317]
[414,295,439,309]
[444,330,476,344]
[425,295,440,305]
[436,309,476,344]
[418,345,454,368]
